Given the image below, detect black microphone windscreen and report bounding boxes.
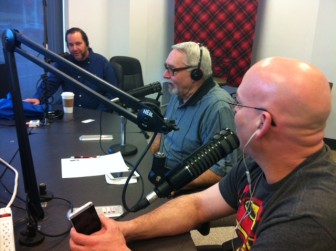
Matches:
[131,128,239,212]
[157,128,239,196]
[128,81,161,98]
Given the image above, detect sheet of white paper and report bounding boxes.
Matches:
[61,152,129,178]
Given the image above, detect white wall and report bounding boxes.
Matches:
[252,0,336,139]
[63,0,111,55]
[63,0,335,139]
[63,0,174,85]
[312,0,336,139]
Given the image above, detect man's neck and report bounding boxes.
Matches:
[253,141,324,184]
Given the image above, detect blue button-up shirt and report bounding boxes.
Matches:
[34,49,117,110]
[162,78,241,176]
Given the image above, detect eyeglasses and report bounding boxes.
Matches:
[226,101,277,126]
[164,63,193,76]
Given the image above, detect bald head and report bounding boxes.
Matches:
[239,57,331,145]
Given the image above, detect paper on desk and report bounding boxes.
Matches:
[61,152,129,178]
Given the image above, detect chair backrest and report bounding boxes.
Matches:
[109,61,123,89]
[109,56,161,109]
[109,56,144,92]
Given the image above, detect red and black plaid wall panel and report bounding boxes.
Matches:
[174,0,259,86]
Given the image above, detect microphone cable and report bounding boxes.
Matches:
[119,132,158,215]
[96,110,155,217]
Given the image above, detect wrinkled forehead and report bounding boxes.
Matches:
[166,49,187,65]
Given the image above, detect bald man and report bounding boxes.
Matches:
[69,57,336,251]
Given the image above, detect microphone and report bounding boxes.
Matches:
[131,128,240,212]
[127,81,162,98]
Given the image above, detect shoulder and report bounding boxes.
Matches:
[207,84,234,102]
[262,147,336,226]
[89,50,109,63]
[200,86,233,112]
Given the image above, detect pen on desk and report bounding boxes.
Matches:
[115,172,124,178]
[71,156,96,159]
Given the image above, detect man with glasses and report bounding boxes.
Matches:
[70,57,336,251]
[150,41,241,191]
[225,100,277,127]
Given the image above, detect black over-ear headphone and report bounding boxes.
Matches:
[190,43,204,81]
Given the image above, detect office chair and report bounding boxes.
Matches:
[107,60,138,156]
[108,56,162,156]
[110,55,162,140]
[109,56,161,108]
[109,61,123,88]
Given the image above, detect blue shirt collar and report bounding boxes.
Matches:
[178,77,216,107]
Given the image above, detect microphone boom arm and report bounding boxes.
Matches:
[2,29,176,134]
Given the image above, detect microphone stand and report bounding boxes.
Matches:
[108,115,138,156]
[40,0,50,126]
[2,29,176,130]
[19,0,51,245]
[107,98,138,156]
[107,104,161,157]
[107,85,162,156]
[1,28,177,247]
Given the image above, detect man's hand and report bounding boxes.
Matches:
[69,215,131,251]
[23,98,40,105]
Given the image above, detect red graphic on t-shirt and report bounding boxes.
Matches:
[235,185,264,250]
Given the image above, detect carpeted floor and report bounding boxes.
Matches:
[191,226,236,246]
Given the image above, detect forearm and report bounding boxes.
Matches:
[34,74,61,100]
[119,194,202,242]
[185,169,222,190]
[120,184,234,243]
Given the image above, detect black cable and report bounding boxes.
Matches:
[40,72,53,124]
[121,132,157,212]
[0,179,26,205]
[19,195,73,238]
[0,148,19,179]
[35,196,73,238]
[98,110,107,154]
[0,201,25,211]
[96,110,147,215]
[0,150,26,204]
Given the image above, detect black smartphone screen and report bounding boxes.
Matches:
[70,203,101,235]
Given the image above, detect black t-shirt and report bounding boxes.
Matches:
[219,145,336,250]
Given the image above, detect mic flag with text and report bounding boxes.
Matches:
[131,128,240,212]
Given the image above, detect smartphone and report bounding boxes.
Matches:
[105,171,140,184]
[69,201,102,235]
[112,171,140,179]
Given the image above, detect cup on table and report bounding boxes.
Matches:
[61,92,75,113]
